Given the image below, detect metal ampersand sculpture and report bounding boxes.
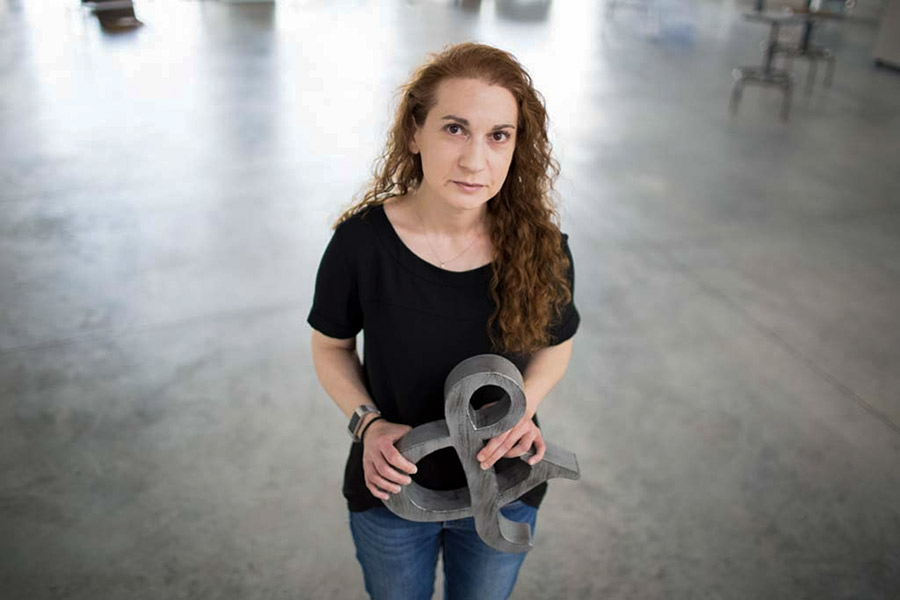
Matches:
[383,354,580,553]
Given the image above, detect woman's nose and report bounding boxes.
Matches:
[458,139,487,172]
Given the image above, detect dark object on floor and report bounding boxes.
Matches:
[730,11,801,121]
[773,7,842,93]
[873,0,900,68]
[82,0,143,31]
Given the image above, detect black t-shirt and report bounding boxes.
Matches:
[308,204,580,512]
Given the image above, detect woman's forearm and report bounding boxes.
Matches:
[522,338,574,418]
[310,331,374,419]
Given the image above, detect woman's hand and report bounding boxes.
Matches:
[476,415,546,470]
[362,419,418,501]
[475,340,573,470]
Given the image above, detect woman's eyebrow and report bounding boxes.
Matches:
[440,114,516,130]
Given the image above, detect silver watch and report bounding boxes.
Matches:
[348,405,381,442]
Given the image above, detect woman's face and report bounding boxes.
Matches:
[410,78,518,213]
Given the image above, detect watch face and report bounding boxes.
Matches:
[347,404,378,441]
[349,412,362,437]
[349,405,380,440]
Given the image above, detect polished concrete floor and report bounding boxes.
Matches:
[2,0,900,598]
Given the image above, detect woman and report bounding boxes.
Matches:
[308,42,579,600]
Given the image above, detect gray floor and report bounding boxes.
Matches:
[2,0,899,598]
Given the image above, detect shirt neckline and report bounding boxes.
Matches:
[370,203,492,285]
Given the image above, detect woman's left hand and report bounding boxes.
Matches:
[476,415,545,470]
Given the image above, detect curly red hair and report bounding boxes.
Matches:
[337,42,571,354]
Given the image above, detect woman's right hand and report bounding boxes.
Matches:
[361,419,418,501]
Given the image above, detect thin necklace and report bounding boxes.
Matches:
[415,206,481,269]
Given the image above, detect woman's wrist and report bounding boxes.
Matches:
[348,404,381,441]
[359,415,385,442]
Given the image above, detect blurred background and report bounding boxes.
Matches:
[1,0,899,598]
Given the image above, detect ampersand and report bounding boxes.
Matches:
[383,354,580,553]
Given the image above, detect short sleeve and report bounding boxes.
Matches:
[307,223,364,339]
[548,233,580,345]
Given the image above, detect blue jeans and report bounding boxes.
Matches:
[349,501,538,600]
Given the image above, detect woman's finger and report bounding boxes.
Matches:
[374,457,413,485]
[368,471,403,495]
[480,425,529,469]
[383,444,418,475]
[476,429,510,464]
[527,429,546,465]
[366,482,390,500]
[504,430,536,458]
[364,454,404,496]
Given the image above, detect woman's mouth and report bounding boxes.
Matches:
[453,181,485,192]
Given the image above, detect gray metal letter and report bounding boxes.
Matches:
[384,354,580,553]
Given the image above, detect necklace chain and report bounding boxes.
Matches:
[415,207,481,269]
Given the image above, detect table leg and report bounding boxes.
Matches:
[763,22,781,74]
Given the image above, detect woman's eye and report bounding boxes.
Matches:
[492,131,511,142]
[446,124,464,135]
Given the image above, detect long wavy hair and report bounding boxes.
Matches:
[336,42,571,354]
